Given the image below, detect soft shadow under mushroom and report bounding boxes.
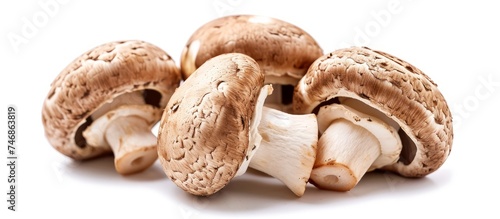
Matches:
[58,156,166,182]
[300,170,449,206]
[170,169,300,212]
[171,169,450,212]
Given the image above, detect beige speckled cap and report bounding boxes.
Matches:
[180,14,323,85]
[42,40,181,161]
[158,53,265,196]
[293,46,453,177]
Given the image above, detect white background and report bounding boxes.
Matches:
[1,0,499,218]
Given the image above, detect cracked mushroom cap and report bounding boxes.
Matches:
[42,40,181,160]
[158,53,264,196]
[180,14,323,85]
[293,47,453,177]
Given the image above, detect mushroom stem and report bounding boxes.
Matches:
[310,119,380,191]
[105,116,158,175]
[249,107,317,196]
[310,103,402,191]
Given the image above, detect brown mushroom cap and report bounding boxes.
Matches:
[180,14,323,85]
[158,53,264,196]
[42,40,181,160]
[293,47,453,177]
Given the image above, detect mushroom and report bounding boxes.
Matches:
[42,40,181,175]
[158,53,317,196]
[180,15,323,112]
[293,47,453,191]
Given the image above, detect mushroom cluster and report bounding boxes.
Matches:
[158,53,318,196]
[43,15,453,197]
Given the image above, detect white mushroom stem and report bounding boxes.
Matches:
[235,85,317,197]
[105,116,158,175]
[250,107,317,196]
[310,104,402,191]
[83,104,162,175]
[312,119,380,191]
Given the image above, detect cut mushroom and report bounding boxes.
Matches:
[180,15,323,113]
[293,47,454,191]
[158,53,317,196]
[42,40,181,175]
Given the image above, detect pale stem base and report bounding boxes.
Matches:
[310,119,380,191]
[105,116,158,175]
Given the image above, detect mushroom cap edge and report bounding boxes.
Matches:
[293,46,453,177]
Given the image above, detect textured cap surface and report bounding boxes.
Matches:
[293,47,453,177]
[42,40,181,160]
[158,53,264,196]
[180,15,323,84]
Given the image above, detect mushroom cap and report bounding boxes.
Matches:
[293,47,453,177]
[157,53,264,196]
[180,14,323,85]
[42,40,181,160]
